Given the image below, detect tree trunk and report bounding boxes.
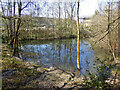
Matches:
[70,2,76,35]
[58,0,60,22]
[118,1,120,59]
[7,0,10,44]
[58,0,61,37]
[13,1,16,37]
[9,0,13,46]
[13,1,21,56]
[77,0,80,70]
[107,2,116,60]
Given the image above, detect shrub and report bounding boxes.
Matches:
[85,58,113,89]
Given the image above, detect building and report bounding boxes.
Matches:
[82,17,92,27]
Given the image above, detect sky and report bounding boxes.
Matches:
[1,0,119,18]
[41,0,110,17]
[54,0,118,17]
[40,0,118,18]
[79,0,100,17]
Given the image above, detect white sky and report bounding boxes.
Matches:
[41,0,108,17]
[79,0,99,17]
[46,0,119,17]
[1,0,119,18]
[42,0,118,18]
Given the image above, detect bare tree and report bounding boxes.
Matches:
[89,1,119,60]
[70,2,76,35]
[13,1,31,56]
[1,0,31,56]
[8,0,13,48]
[13,0,15,38]
[118,1,120,59]
[13,1,22,56]
[58,0,61,22]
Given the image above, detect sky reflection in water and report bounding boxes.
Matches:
[19,39,96,75]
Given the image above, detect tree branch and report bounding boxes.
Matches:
[95,21,120,44]
[21,2,31,10]
[105,16,120,31]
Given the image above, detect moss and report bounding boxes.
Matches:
[2,34,8,43]
[2,44,43,89]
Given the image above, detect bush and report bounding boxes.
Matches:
[2,34,8,43]
[85,58,113,89]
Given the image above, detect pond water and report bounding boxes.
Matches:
[19,39,110,75]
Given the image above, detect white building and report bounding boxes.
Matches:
[82,17,92,27]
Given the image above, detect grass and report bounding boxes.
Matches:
[2,44,42,89]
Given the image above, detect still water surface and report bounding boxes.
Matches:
[19,39,110,75]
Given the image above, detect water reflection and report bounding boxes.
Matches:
[19,39,97,75]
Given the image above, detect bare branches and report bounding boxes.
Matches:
[105,16,120,31]
[95,31,109,44]
[95,16,120,44]
[21,2,31,10]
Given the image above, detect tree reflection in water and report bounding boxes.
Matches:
[19,39,107,75]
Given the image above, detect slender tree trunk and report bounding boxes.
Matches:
[58,0,60,22]
[9,0,13,49]
[58,0,61,37]
[77,0,80,70]
[9,1,12,41]
[7,0,10,44]
[108,2,116,60]
[13,1,16,37]
[70,5,73,35]
[70,2,76,35]
[118,1,120,59]
[64,2,68,35]
[13,1,21,56]
[70,15,73,35]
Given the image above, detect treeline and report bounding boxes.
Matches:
[18,16,77,40]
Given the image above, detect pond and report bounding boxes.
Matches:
[19,39,111,75]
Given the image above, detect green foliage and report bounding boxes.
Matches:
[1,26,5,28]
[85,58,114,89]
[2,34,8,43]
[57,25,69,37]
[58,26,68,32]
